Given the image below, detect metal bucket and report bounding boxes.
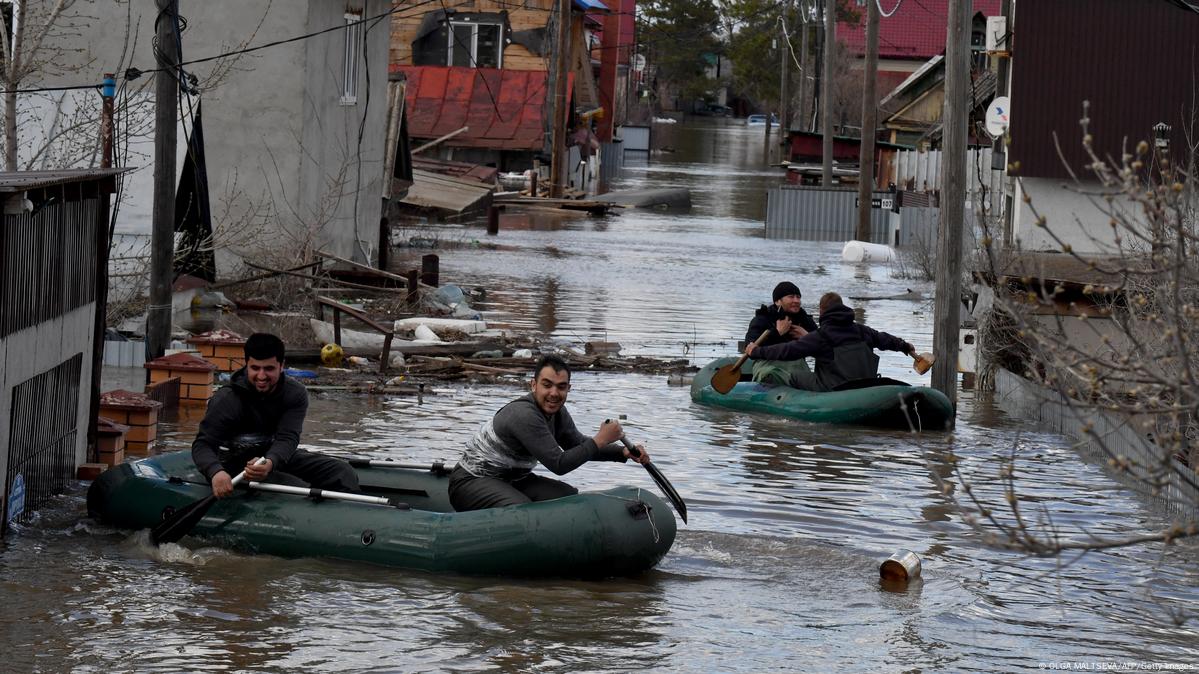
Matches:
[880,550,922,583]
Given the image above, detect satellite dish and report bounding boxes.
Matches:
[985,96,1010,139]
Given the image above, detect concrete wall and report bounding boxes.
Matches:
[28,0,390,274]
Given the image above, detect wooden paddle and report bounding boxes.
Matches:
[150,458,267,545]
[711,331,772,394]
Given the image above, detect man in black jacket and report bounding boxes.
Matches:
[744,281,819,385]
[746,292,918,391]
[191,333,359,498]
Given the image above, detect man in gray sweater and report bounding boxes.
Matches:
[448,355,651,511]
[191,332,359,498]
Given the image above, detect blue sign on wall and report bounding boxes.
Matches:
[7,473,25,523]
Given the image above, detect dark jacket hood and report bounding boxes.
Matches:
[818,303,856,327]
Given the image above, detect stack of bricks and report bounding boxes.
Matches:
[98,390,163,455]
[95,416,129,466]
[186,330,246,373]
[146,352,217,407]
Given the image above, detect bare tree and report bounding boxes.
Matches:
[960,102,1199,575]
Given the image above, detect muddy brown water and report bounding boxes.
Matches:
[3,120,1196,672]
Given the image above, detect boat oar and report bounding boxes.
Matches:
[617,433,688,524]
[347,459,451,475]
[246,482,410,508]
[711,331,771,394]
[150,458,267,545]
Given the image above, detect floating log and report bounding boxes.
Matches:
[584,341,622,356]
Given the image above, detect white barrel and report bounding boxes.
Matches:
[841,240,896,263]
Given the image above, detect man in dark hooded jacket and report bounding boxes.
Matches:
[191,332,360,498]
[745,292,917,391]
[743,281,819,385]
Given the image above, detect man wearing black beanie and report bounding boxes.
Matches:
[743,281,818,385]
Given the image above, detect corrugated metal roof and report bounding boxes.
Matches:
[398,66,572,151]
[0,169,127,193]
[839,0,1001,61]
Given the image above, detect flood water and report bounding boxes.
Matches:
[4,120,1198,672]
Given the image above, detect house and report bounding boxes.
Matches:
[389,0,606,173]
[878,55,997,148]
[28,1,393,278]
[1005,0,1199,254]
[838,0,1001,95]
[784,130,909,186]
[0,170,122,533]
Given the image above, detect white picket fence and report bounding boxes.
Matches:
[891,148,1006,222]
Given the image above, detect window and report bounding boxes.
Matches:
[447,20,502,68]
[342,11,363,104]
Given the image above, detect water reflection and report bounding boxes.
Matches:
[7,121,1198,672]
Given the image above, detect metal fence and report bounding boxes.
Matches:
[765,186,894,243]
[0,195,99,338]
[4,354,82,531]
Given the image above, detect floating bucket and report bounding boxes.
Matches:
[880,550,922,583]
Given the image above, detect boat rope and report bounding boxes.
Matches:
[639,488,661,544]
[597,490,661,543]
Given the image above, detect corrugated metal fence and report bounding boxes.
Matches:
[996,368,1198,518]
[765,186,894,243]
[5,354,82,527]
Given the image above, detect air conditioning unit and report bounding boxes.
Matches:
[986,16,1007,51]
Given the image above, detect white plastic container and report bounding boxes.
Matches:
[841,240,896,263]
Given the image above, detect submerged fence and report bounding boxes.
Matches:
[765,186,894,243]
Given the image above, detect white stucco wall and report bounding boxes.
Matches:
[27,0,390,276]
[1012,177,1140,255]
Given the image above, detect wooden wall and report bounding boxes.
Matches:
[390,0,554,70]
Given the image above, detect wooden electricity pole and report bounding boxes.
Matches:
[148,0,179,362]
[778,0,789,159]
[932,0,972,415]
[550,0,570,198]
[821,0,835,185]
[855,0,879,242]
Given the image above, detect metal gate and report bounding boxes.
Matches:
[4,354,82,531]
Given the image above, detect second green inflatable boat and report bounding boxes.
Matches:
[88,451,676,578]
[690,357,953,430]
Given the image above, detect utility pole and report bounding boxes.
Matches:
[148,0,180,362]
[797,8,809,131]
[932,0,971,416]
[778,1,790,164]
[997,0,1014,246]
[821,0,835,185]
[855,0,879,241]
[550,0,570,198]
[89,73,117,460]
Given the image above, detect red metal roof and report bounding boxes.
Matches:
[397,66,568,151]
[839,0,1001,61]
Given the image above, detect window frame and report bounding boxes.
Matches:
[446,20,503,69]
[341,10,363,105]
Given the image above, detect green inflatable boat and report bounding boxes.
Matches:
[691,357,953,430]
[87,451,677,577]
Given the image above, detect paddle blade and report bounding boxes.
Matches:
[646,463,688,523]
[913,353,934,375]
[710,364,742,394]
[149,494,217,545]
